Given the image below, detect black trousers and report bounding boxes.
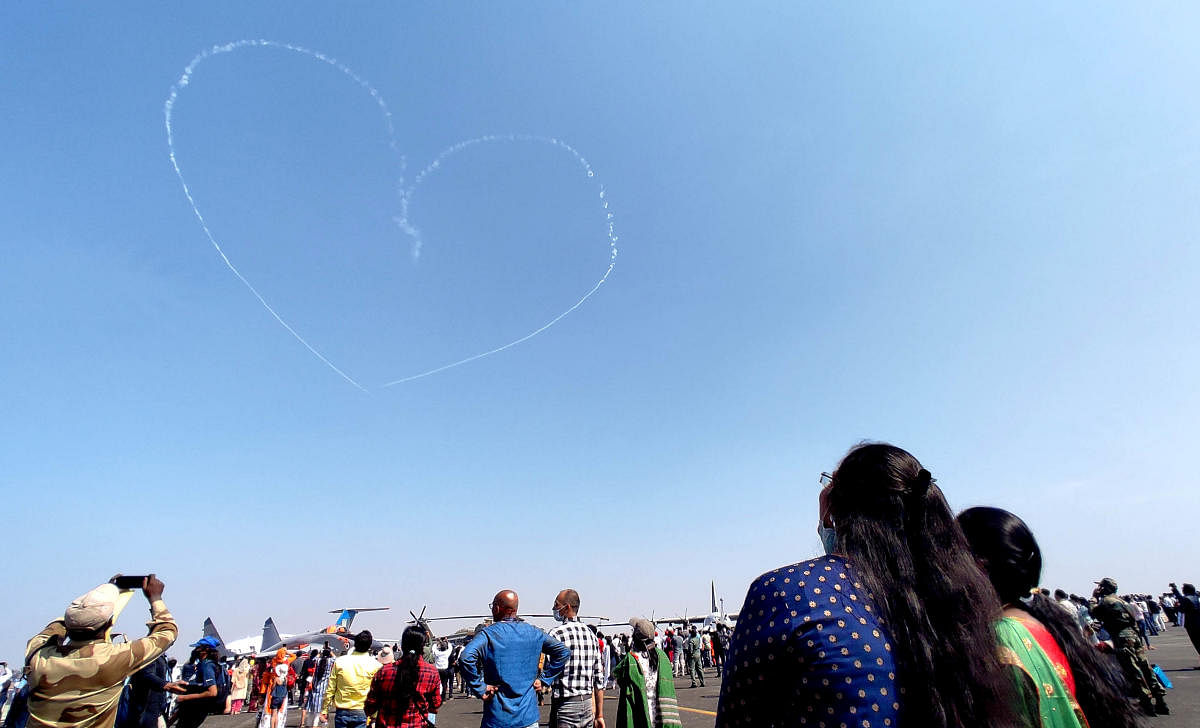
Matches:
[1186,625,1200,657]
[174,704,211,728]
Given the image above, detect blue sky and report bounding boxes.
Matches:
[2,3,1198,659]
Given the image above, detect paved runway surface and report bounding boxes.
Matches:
[209,626,1199,728]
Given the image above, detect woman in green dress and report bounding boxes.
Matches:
[959,506,1143,728]
[612,619,681,728]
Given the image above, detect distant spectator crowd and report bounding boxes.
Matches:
[3,443,1199,728]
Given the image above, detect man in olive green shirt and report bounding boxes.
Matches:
[1091,577,1167,716]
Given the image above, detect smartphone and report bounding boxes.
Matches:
[110,575,149,590]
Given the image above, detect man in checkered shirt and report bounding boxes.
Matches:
[546,589,606,728]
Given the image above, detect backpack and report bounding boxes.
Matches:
[207,661,231,714]
[114,678,133,728]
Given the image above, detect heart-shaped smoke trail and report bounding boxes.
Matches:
[164,40,619,392]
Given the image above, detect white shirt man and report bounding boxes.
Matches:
[431,643,452,671]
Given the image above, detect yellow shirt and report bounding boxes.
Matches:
[321,651,381,712]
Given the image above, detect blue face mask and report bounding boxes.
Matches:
[818,526,838,555]
[552,607,566,623]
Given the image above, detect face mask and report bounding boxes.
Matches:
[818,526,838,556]
[552,607,565,623]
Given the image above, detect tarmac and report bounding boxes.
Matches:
[207,625,1200,728]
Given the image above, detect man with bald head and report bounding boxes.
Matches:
[458,590,570,728]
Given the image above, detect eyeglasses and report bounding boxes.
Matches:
[819,471,936,488]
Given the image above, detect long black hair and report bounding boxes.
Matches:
[391,626,428,715]
[313,647,332,683]
[957,506,1141,728]
[827,443,1019,728]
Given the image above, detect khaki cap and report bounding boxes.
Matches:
[629,618,655,642]
[64,583,120,630]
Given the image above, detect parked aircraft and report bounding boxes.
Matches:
[258,607,391,655]
[655,582,739,631]
[200,616,279,658]
[205,608,394,658]
[404,605,611,641]
[200,618,235,659]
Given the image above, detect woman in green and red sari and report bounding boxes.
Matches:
[959,506,1143,728]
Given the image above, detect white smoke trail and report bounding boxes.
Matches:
[164,41,618,390]
[382,133,618,387]
[164,40,387,392]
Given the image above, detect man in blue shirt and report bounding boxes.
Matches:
[121,654,171,728]
[458,590,570,728]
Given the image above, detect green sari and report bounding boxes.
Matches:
[612,648,682,728]
[996,617,1087,728]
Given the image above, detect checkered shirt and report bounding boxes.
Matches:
[363,658,442,727]
[546,620,604,699]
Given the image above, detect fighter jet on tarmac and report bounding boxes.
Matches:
[200,617,278,657]
[257,607,391,655]
[203,608,393,657]
[200,618,235,659]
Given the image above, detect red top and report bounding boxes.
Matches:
[365,658,443,728]
[1019,616,1077,698]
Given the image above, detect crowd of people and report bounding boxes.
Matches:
[715,442,1200,728]
[0,579,707,728]
[2,442,1198,728]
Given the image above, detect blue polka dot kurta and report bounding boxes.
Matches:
[716,555,900,728]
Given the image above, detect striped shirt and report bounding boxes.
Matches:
[546,620,603,699]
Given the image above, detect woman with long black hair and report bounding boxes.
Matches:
[301,648,332,728]
[958,506,1148,726]
[716,442,1021,728]
[365,627,441,728]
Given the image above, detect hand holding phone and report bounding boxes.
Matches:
[109,574,164,601]
[111,575,149,590]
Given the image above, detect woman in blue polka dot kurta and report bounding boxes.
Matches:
[718,556,899,728]
[716,443,1021,728]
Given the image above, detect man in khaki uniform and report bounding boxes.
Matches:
[25,575,177,728]
[1091,577,1168,716]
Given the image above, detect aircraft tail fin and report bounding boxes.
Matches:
[329,607,389,630]
[711,581,718,614]
[203,617,223,643]
[202,617,230,658]
[262,618,282,651]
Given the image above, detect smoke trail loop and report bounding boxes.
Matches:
[164,40,618,390]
